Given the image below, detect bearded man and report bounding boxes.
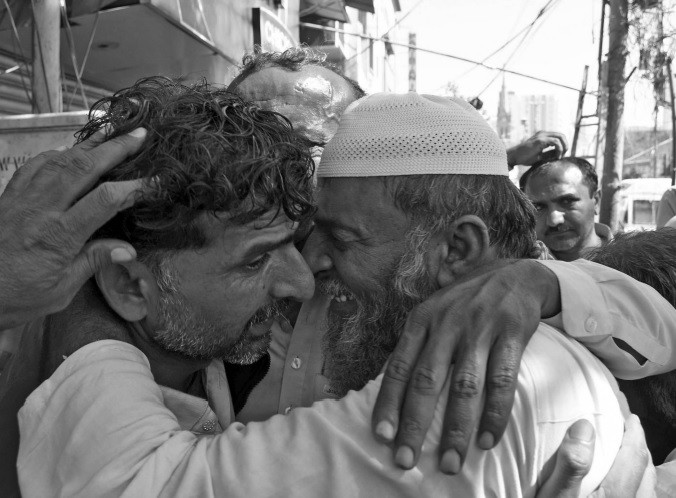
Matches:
[18,92,660,497]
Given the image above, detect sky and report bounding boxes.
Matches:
[400,0,665,141]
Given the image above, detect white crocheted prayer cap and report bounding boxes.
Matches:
[318,92,508,178]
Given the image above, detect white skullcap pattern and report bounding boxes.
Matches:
[318,92,508,178]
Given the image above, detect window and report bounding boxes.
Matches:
[632,200,658,225]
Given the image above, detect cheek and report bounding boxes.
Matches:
[332,253,379,294]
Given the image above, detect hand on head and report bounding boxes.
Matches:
[507,131,568,168]
[0,128,146,329]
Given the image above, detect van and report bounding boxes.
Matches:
[619,177,672,231]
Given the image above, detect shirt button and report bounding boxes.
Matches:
[585,317,597,333]
[284,405,294,414]
[202,419,217,432]
[291,356,302,370]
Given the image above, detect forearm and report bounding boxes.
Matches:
[538,259,675,378]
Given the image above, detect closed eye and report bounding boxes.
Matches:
[245,253,271,271]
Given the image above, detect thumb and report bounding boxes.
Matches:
[71,239,138,285]
[536,419,595,498]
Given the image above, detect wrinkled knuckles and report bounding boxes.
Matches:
[385,357,415,384]
[486,371,517,392]
[441,428,470,448]
[399,418,425,438]
[410,366,443,395]
[557,448,593,479]
[450,372,482,399]
[92,182,124,209]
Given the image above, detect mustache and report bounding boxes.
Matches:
[247,299,291,326]
[317,279,357,300]
[544,225,572,235]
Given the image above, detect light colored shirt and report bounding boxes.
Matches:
[18,325,629,498]
[657,187,676,228]
[658,449,676,497]
[238,259,676,423]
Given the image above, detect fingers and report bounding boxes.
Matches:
[533,131,568,159]
[75,126,110,151]
[1,150,60,197]
[31,127,147,209]
[437,340,488,474]
[63,178,146,245]
[392,333,454,470]
[67,239,138,296]
[476,331,525,451]
[536,419,595,498]
[597,414,650,497]
[372,305,430,447]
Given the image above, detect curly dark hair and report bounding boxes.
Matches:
[227,46,366,99]
[79,76,316,257]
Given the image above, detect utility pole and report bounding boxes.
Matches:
[599,0,628,231]
[668,59,676,186]
[31,0,62,113]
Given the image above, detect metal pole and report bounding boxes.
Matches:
[31,0,62,113]
[667,59,676,186]
[571,65,589,157]
[599,0,628,231]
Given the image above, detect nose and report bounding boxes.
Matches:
[272,245,315,302]
[547,208,565,228]
[301,230,334,276]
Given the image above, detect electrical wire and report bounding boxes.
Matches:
[453,0,541,82]
[345,0,426,64]
[474,0,562,97]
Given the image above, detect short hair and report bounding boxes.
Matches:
[586,228,676,307]
[227,46,366,99]
[348,175,537,259]
[520,157,598,197]
[78,76,316,260]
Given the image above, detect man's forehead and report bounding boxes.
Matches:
[199,209,298,240]
[526,166,588,199]
[317,177,408,234]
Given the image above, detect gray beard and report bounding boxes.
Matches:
[320,233,435,397]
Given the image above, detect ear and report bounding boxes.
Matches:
[95,260,158,322]
[593,189,601,215]
[427,215,491,288]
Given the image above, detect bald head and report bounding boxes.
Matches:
[229,49,363,147]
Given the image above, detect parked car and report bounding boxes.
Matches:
[619,177,673,231]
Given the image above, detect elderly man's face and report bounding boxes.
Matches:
[234,65,359,162]
[303,177,434,394]
[148,210,314,363]
[524,163,600,261]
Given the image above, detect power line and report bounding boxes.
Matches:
[300,21,595,95]
[345,0,426,63]
[475,0,562,97]
[454,0,551,82]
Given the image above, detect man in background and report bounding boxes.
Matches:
[520,157,610,261]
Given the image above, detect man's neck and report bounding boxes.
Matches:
[48,281,208,393]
